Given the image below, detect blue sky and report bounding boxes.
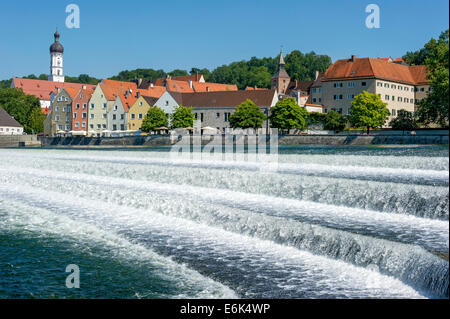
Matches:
[0,0,448,80]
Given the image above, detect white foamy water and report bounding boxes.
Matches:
[0,148,448,298]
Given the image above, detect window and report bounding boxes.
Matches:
[361,82,367,87]
[73,113,77,119]
[377,82,383,87]
[114,105,118,111]
[90,124,94,129]
[319,98,322,103]
[391,84,396,89]
[82,112,87,118]
[90,114,94,119]
[392,96,395,101]
[83,104,87,108]
[384,83,389,88]
[385,95,389,100]
[97,124,101,129]
[103,114,107,119]
[55,115,60,121]
[347,94,354,100]
[58,125,63,130]
[318,88,322,93]
[139,101,143,106]
[75,122,79,128]
[131,114,135,119]
[55,106,59,112]
[165,101,169,106]
[392,109,396,116]
[398,86,403,90]
[405,87,409,91]
[103,103,107,108]
[65,125,70,130]
[82,122,86,128]
[113,114,116,120]
[200,113,204,122]
[398,97,402,102]
[102,124,106,129]
[91,103,94,109]
[216,113,220,118]
[76,103,80,109]
[120,114,124,120]
[312,88,317,93]
[348,82,355,88]
[312,98,317,103]
[113,125,117,131]
[404,98,409,103]
[334,83,343,88]
[324,109,328,113]
[139,113,143,119]
[420,88,425,92]
[62,107,66,112]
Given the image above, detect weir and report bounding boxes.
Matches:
[0,146,448,298]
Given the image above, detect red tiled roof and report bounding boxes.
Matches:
[323,57,428,85]
[172,74,204,82]
[141,85,166,98]
[192,82,238,92]
[101,79,137,90]
[12,78,96,101]
[165,79,195,93]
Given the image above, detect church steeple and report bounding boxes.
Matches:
[271,49,290,95]
[48,29,65,83]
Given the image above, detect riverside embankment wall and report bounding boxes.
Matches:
[0,135,41,147]
[36,133,449,147]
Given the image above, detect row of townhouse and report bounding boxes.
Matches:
[42,77,276,136]
[308,56,430,124]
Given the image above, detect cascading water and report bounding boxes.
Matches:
[0,146,448,299]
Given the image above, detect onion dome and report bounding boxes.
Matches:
[50,29,64,54]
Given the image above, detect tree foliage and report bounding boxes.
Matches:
[349,91,390,133]
[269,97,308,130]
[389,109,417,131]
[141,106,168,132]
[0,88,44,133]
[229,99,267,129]
[415,30,449,127]
[170,105,194,129]
[324,110,347,132]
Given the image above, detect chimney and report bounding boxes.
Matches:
[315,71,319,80]
[206,86,210,92]
[137,91,140,98]
[150,83,154,88]
[82,85,86,90]
[188,80,193,89]
[138,78,143,88]
[351,55,356,62]
[125,91,129,98]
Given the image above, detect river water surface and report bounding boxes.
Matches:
[0,145,448,298]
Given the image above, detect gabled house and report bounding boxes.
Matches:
[72,87,94,134]
[44,87,77,136]
[87,84,110,136]
[127,95,159,131]
[0,106,23,135]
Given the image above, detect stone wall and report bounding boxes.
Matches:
[39,135,171,147]
[0,135,41,147]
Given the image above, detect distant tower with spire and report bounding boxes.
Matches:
[48,29,65,82]
[271,49,290,96]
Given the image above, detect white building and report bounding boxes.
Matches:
[0,106,24,135]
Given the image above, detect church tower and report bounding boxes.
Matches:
[271,50,290,96]
[48,29,65,82]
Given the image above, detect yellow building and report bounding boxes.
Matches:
[127,95,159,131]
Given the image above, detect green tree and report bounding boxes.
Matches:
[324,110,347,132]
[285,50,332,82]
[190,68,211,81]
[170,105,194,129]
[0,87,43,133]
[27,107,46,133]
[168,69,189,77]
[416,30,449,127]
[229,99,267,129]
[389,109,417,132]
[269,97,308,131]
[141,106,168,132]
[349,91,390,134]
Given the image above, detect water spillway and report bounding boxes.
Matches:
[0,146,448,298]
